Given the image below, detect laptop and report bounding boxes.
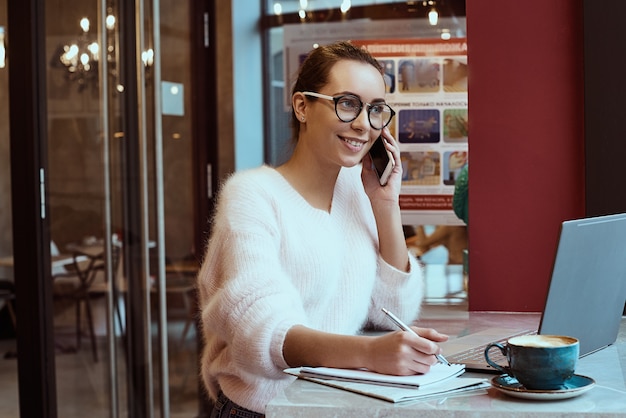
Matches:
[446,212,626,373]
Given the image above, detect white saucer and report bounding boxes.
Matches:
[491,374,595,400]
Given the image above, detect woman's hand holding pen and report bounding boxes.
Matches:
[365,327,449,376]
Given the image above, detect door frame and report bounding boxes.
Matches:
[8,0,57,416]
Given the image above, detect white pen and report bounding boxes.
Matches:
[381,307,451,366]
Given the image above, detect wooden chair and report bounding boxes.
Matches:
[52,241,104,362]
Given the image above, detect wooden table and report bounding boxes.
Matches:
[0,254,89,281]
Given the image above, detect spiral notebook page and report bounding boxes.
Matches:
[284,364,489,403]
[289,363,465,389]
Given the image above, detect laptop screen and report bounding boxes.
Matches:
[539,213,626,356]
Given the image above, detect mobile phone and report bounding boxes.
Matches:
[369,135,395,186]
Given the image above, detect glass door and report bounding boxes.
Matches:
[46,0,200,416]
[3,0,204,416]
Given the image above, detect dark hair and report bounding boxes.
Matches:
[290,41,384,141]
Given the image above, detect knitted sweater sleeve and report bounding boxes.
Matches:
[367,253,425,328]
[198,171,309,382]
[336,166,425,329]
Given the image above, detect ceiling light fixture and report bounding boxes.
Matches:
[341,0,352,14]
[428,6,439,26]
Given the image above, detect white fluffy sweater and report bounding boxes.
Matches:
[197,165,424,413]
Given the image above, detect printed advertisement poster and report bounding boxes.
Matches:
[352,39,468,226]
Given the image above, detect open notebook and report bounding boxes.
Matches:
[284,364,489,403]
[446,212,626,372]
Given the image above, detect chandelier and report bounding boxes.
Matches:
[57,10,153,92]
[59,17,102,91]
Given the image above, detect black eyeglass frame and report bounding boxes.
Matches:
[302,91,396,130]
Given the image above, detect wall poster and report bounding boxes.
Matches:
[353,39,468,226]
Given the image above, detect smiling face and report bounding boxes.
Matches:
[298,59,387,171]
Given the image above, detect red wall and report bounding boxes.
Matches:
[466,1,586,311]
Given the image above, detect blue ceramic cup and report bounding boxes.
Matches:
[484,335,579,390]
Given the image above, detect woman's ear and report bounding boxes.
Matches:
[292,92,307,122]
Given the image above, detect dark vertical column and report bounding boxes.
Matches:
[191,2,218,256]
[191,1,218,415]
[583,0,626,217]
[8,0,57,417]
[118,0,150,416]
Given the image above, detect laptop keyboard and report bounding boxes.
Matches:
[447,329,537,364]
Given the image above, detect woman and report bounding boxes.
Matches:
[198,41,448,417]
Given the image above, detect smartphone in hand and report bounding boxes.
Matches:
[369,135,395,186]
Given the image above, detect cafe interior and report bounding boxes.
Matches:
[1,0,625,417]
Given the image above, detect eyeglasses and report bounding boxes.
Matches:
[302,91,395,130]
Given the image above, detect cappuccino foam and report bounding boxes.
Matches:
[509,335,577,348]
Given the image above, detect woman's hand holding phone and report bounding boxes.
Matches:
[362,128,403,203]
[369,134,395,186]
[363,129,409,272]
[364,127,401,189]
